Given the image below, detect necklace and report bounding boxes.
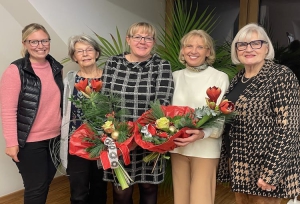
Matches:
[241,74,253,83]
[186,63,208,72]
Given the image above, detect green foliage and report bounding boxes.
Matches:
[61,27,128,68]
[149,100,165,119]
[156,0,218,71]
[115,122,132,143]
[61,0,239,80]
[214,42,242,81]
[70,93,128,130]
[171,114,195,129]
[85,136,105,158]
[92,27,129,67]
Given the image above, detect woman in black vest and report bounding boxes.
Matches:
[0,23,63,204]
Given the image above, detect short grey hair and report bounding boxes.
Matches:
[179,30,216,66]
[68,34,101,62]
[231,23,274,65]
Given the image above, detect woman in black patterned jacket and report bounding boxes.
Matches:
[101,22,174,204]
[217,23,300,204]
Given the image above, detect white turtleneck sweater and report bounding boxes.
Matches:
[170,66,229,158]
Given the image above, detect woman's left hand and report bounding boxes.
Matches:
[257,178,276,191]
[173,129,204,147]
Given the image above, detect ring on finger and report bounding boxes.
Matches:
[266,189,272,191]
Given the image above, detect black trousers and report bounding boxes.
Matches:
[15,137,58,204]
[67,154,107,204]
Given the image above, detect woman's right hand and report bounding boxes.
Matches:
[5,146,20,162]
[174,129,205,147]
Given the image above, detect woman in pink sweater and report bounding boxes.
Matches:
[0,23,63,204]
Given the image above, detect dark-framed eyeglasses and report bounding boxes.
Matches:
[235,40,267,51]
[130,35,154,43]
[24,39,51,47]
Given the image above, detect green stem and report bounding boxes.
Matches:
[196,114,212,128]
[114,167,129,190]
[143,152,160,163]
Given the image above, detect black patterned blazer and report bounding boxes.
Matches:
[217,60,300,198]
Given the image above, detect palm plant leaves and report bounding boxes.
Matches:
[92,27,129,67]
[214,42,242,80]
[156,0,218,71]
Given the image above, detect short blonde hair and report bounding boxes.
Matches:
[179,30,215,65]
[126,22,156,41]
[231,23,274,64]
[21,23,50,57]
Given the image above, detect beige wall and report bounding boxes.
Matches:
[0,0,165,197]
[0,1,72,196]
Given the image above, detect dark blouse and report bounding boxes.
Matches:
[101,53,174,184]
[224,77,253,154]
[69,75,101,134]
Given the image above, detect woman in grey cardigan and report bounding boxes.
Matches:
[60,34,107,204]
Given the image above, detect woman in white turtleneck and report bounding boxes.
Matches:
[170,30,229,204]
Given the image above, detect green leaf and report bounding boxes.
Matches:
[92,28,129,67]
[156,0,239,79]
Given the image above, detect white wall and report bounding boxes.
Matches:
[0,0,165,197]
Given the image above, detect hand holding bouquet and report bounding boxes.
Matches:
[134,86,236,169]
[69,78,134,190]
[134,102,196,170]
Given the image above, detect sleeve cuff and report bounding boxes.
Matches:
[202,128,212,139]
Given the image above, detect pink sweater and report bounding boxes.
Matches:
[0,61,61,147]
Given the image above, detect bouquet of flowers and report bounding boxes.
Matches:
[68,78,134,190]
[134,86,235,168]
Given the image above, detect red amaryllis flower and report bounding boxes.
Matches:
[75,78,88,92]
[219,99,235,114]
[91,79,103,92]
[206,86,221,103]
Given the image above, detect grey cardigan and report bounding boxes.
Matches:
[60,70,77,169]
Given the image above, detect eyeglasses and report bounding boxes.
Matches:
[130,36,154,43]
[24,39,51,47]
[74,48,95,56]
[235,40,267,51]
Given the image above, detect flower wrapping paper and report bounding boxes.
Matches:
[134,106,194,153]
[69,123,135,170]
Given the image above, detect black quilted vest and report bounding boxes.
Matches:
[11,54,63,148]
